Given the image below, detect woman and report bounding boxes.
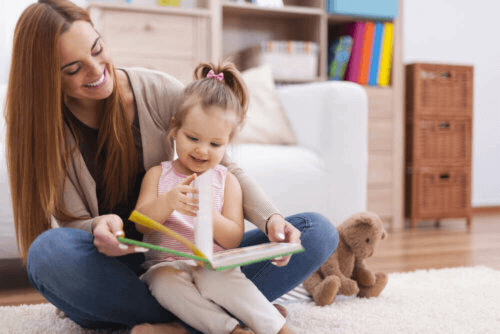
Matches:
[5,0,338,333]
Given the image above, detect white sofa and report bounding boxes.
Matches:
[0,81,368,259]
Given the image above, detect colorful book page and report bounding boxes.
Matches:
[129,210,206,258]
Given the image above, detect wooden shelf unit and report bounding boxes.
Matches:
[87,0,405,230]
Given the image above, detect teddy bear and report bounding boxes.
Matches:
[303,211,388,306]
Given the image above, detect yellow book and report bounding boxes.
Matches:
[378,22,394,87]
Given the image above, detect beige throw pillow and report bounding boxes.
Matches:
[234,64,297,145]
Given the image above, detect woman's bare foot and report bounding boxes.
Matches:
[230,324,254,334]
[131,322,188,334]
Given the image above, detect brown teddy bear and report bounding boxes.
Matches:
[303,211,388,306]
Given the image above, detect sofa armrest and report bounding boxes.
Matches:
[276,81,368,224]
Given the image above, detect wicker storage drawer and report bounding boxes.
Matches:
[406,63,473,118]
[406,166,471,220]
[406,118,472,166]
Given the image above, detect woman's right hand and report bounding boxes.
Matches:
[92,214,148,257]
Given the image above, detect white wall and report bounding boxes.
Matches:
[1,0,499,207]
[403,0,500,207]
[0,0,86,86]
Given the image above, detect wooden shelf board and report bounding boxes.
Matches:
[86,3,211,17]
[222,2,324,18]
[327,13,394,23]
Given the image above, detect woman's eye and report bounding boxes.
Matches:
[187,136,198,142]
[92,45,104,56]
[65,66,81,76]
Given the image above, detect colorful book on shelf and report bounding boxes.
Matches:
[328,35,353,81]
[343,21,365,83]
[119,170,304,271]
[368,22,384,86]
[358,21,375,85]
[378,22,394,87]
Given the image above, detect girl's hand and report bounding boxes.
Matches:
[165,174,198,217]
[266,214,301,267]
[92,214,148,257]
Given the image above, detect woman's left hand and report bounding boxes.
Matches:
[266,214,301,267]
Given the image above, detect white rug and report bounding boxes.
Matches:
[1,266,499,334]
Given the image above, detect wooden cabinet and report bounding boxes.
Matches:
[88,4,212,84]
[87,0,404,230]
[405,63,473,229]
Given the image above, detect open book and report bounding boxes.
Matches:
[119,169,304,271]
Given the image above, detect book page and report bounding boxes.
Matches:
[194,169,213,261]
[211,242,304,270]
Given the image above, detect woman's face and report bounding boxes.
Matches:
[58,21,114,101]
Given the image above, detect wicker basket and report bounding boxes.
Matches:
[406,166,471,219]
[406,63,473,118]
[406,118,472,166]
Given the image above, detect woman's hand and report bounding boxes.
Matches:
[92,214,148,257]
[266,214,301,267]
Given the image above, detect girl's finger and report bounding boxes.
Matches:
[180,194,199,206]
[179,173,197,185]
[178,185,198,195]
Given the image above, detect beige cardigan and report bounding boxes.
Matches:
[57,68,279,233]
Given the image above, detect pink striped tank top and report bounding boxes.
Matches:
[143,161,227,268]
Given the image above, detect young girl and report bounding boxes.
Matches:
[133,62,294,334]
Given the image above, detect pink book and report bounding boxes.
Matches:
[344,21,366,82]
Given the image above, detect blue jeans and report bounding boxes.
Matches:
[27,212,338,332]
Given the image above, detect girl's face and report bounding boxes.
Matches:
[173,104,234,175]
[58,21,114,102]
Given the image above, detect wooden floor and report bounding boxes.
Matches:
[1,212,499,307]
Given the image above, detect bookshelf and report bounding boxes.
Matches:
[87,0,404,230]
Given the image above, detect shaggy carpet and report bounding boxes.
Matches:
[1,266,499,334]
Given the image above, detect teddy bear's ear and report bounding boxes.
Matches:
[357,216,374,225]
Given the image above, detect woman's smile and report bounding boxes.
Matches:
[84,68,107,88]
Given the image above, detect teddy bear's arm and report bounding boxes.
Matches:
[353,258,376,287]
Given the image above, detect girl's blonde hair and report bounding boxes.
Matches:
[5,0,137,262]
[169,61,248,142]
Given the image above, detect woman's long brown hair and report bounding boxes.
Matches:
[6,0,137,263]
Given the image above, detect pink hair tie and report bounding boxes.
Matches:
[206,69,224,82]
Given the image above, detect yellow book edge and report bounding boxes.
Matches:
[129,210,206,259]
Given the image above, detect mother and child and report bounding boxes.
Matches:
[5,0,339,333]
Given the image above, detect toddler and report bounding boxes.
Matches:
[134,62,294,334]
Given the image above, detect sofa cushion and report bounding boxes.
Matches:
[227,144,329,230]
[235,65,297,146]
